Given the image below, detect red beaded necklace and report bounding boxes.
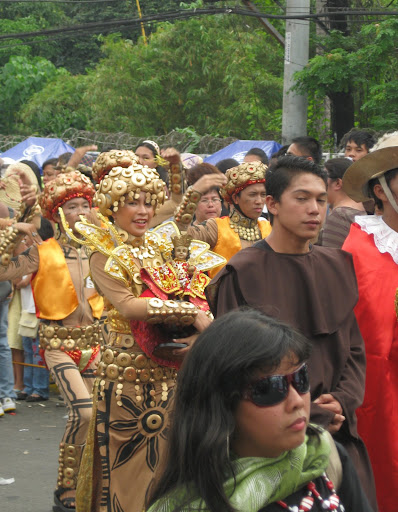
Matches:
[277,473,342,511]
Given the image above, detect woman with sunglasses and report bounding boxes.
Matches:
[146,309,372,512]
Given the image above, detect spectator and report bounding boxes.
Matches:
[147,309,373,512]
[340,129,376,162]
[286,136,323,164]
[319,158,367,248]
[18,218,54,402]
[244,147,269,165]
[42,158,59,185]
[215,158,239,174]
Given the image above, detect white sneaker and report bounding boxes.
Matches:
[0,403,4,417]
[2,397,16,413]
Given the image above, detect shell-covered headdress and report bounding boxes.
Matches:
[92,150,165,216]
[221,161,267,204]
[40,170,95,220]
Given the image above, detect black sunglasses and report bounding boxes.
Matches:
[243,363,310,407]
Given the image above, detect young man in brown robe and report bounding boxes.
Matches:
[206,156,378,511]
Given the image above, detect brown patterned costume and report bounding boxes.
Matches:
[74,151,204,512]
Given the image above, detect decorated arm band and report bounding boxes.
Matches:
[168,162,186,196]
[145,297,198,326]
[0,226,19,265]
[174,186,202,224]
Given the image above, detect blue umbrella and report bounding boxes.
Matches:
[0,137,75,171]
[204,140,281,165]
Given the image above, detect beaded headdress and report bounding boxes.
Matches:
[221,161,267,204]
[92,150,165,217]
[142,140,160,155]
[171,233,192,249]
[40,170,95,220]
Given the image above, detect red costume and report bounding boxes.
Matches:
[343,217,398,512]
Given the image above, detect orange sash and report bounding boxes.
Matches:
[208,217,272,278]
[32,238,79,320]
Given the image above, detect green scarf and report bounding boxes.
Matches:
[148,426,331,512]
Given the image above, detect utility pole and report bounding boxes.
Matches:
[135,0,147,45]
[281,0,310,144]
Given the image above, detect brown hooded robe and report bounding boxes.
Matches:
[206,240,378,511]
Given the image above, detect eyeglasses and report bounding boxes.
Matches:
[243,363,310,407]
[199,198,222,205]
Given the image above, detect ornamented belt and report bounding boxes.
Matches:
[39,322,102,352]
[96,346,177,384]
[96,345,177,406]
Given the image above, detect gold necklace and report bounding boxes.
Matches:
[229,208,261,241]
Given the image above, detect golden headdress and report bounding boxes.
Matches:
[40,170,95,220]
[92,150,165,217]
[221,161,267,204]
[171,233,192,249]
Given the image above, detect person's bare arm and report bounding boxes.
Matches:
[67,145,98,169]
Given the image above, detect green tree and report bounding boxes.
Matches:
[84,15,283,138]
[295,19,398,144]
[0,55,65,134]
[0,4,67,66]
[17,73,89,136]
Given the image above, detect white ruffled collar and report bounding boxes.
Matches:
[355,215,398,264]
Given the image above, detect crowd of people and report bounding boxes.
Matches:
[0,128,396,512]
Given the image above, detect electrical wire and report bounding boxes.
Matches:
[0,7,396,45]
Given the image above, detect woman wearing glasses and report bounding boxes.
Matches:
[146,309,372,512]
[185,163,224,225]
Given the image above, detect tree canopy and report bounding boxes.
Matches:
[16,13,284,139]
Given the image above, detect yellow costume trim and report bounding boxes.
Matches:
[208,216,272,278]
[32,238,79,320]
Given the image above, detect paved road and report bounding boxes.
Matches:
[0,389,67,512]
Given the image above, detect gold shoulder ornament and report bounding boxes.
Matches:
[151,220,226,272]
[59,209,163,286]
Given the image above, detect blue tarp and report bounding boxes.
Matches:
[204,140,282,165]
[0,137,75,171]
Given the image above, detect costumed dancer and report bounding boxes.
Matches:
[174,161,272,277]
[72,150,213,512]
[0,170,104,512]
[342,143,398,512]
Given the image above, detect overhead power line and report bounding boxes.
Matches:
[0,6,396,44]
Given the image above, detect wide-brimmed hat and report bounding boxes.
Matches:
[0,176,22,211]
[342,146,398,202]
[5,162,40,193]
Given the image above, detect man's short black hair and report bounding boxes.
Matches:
[368,168,398,211]
[42,157,58,169]
[340,129,376,151]
[245,148,269,165]
[266,156,328,224]
[215,158,239,174]
[290,136,323,164]
[324,157,352,181]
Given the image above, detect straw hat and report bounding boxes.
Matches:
[342,146,398,202]
[5,162,40,193]
[0,176,22,211]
